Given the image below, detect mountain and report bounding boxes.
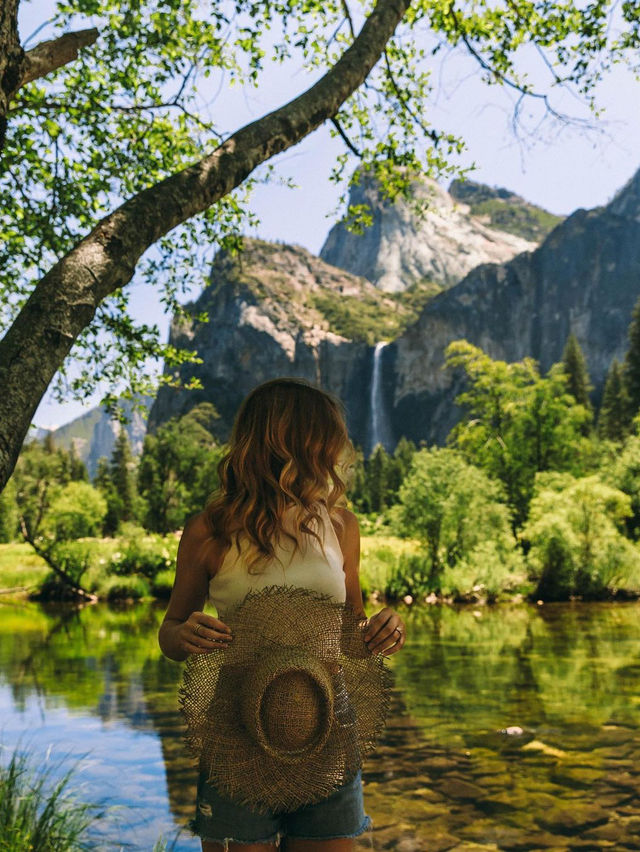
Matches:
[148,240,384,446]
[27,396,153,479]
[382,167,640,444]
[319,173,549,293]
[150,166,640,456]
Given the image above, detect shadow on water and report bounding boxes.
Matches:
[1,598,640,849]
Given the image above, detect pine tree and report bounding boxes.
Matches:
[94,455,118,536]
[110,428,138,527]
[561,333,593,414]
[43,430,56,453]
[68,442,89,481]
[623,294,640,421]
[366,445,390,513]
[345,445,367,512]
[598,359,629,442]
[94,456,111,491]
[386,437,417,503]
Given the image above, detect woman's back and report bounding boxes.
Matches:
[207,501,346,617]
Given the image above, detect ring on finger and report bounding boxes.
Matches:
[194,623,202,637]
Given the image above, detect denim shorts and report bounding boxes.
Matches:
[187,767,372,847]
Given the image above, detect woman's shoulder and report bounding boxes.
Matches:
[182,511,229,581]
[326,505,359,546]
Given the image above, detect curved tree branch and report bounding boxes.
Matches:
[0,0,412,490]
[18,27,99,90]
[0,14,98,155]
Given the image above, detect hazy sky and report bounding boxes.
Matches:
[18,2,640,430]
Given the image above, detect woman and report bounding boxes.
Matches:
[158,377,406,852]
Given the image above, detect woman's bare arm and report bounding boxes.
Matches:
[333,506,367,621]
[334,506,406,656]
[158,513,232,661]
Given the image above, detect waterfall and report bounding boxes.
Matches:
[368,341,393,456]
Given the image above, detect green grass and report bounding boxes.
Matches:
[0,532,424,604]
[360,534,422,599]
[0,738,180,851]
[0,543,50,594]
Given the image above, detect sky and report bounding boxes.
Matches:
[17,1,640,430]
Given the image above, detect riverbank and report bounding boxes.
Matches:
[2,527,638,606]
[0,531,424,605]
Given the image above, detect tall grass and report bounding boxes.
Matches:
[0,741,106,851]
[0,738,180,851]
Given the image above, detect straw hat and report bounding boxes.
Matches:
[178,584,393,814]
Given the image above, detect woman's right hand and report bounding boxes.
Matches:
[178,611,233,655]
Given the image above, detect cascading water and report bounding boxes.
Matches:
[368,341,393,456]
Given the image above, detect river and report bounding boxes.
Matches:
[1,599,639,850]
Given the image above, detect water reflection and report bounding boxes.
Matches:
[1,599,639,849]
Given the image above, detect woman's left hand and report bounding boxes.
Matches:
[364,607,406,657]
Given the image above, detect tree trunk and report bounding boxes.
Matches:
[0,0,98,154]
[0,0,23,151]
[0,0,411,491]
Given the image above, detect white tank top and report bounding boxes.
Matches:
[207,502,346,617]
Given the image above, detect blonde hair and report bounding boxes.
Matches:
[204,377,357,573]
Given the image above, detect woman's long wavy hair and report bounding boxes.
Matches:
[203,377,358,574]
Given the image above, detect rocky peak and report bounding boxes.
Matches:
[320,171,542,292]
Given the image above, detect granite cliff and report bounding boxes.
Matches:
[147,167,640,455]
[381,167,640,445]
[319,174,555,292]
[148,241,397,447]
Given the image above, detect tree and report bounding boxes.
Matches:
[366,444,391,513]
[1,0,637,490]
[68,443,89,482]
[43,481,107,540]
[598,359,629,443]
[444,340,593,528]
[599,431,640,542]
[345,444,367,511]
[109,428,139,528]
[391,446,517,589]
[561,333,594,423]
[138,404,225,533]
[386,436,417,499]
[520,473,640,600]
[623,295,640,424]
[8,437,98,598]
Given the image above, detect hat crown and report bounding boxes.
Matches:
[262,671,326,750]
[241,649,334,764]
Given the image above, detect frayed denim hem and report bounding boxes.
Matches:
[285,813,373,841]
[187,817,282,848]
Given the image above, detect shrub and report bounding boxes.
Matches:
[384,552,432,600]
[98,574,150,601]
[440,539,530,602]
[521,474,640,599]
[108,526,177,581]
[29,541,99,601]
[151,569,176,598]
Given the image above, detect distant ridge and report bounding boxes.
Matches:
[448,179,563,243]
[26,396,152,479]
